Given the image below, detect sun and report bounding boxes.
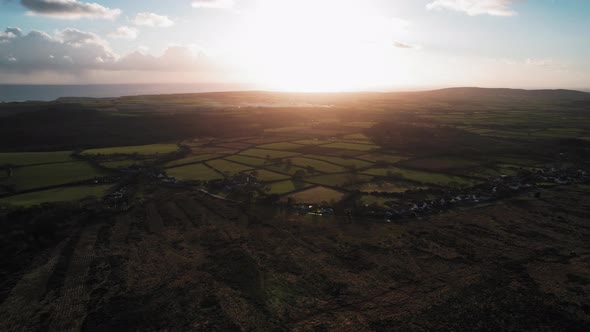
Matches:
[235,0,405,92]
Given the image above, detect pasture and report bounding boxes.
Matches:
[166,163,223,181]
[206,159,253,175]
[265,180,311,195]
[0,151,74,166]
[362,167,481,187]
[302,154,373,169]
[287,157,346,173]
[1,162,109,191]
[0,185,112,207]
[349,180,425,193]
[240,149,301,159]
[322,142,379,151]
[255,142,304,150]
[82,144,179,155]
[286,186,346,204]
[225,155,269,167]
[164,154,219,168]
[305,173,373,187]
[249,170,291,182]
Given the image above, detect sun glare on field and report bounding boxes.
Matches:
[236,0,406,92]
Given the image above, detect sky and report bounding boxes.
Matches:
[0,0,589,91]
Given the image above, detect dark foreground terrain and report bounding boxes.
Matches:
[1,184,589,331]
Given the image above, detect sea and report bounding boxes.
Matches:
[0,83,255,102]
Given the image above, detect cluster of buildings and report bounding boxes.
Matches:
[357,166,590,222]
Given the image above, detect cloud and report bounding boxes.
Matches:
[393,41,418,49]
[191,0,234,9]
[426,0,517,17]
[20,0,121,19]
[0,27,223,75]
[133,12,175,27]
[525,58,553,67]
[109,26,139,40]
[0,27,116,72]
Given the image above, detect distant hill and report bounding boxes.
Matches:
[410,87,590,100]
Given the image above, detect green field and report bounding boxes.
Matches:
[265,180,311,195]
[166,163,223,181]
[291,139,332,145]
[225,155,269,167]
[362,167,480,187]
[263,164,308,176]
[357,153,408,164]
[0,151,74,166]
[206,159,253,175]
[342,133,370,141]
[322,142,379,151]
[240,149,301,159]
[1,162,110,191]
[164,154,219,168]
[287,157,347,173]
[249,169,291,182]
[82,144,179,155]
[0,185,112,207]
[305,173,373,187]
[400,157,481,170]
[286,186,346,204]
[303,154,373,169]
[349,180,426,193]
[256,142,304,150]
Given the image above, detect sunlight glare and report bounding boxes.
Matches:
[237,0,405,92]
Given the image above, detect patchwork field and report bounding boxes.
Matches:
[225,155,269,167]
[287,157,347,173]
[0,151,74,166]
[349,180,426,193]
[249,169,290,182]
[255,142,304,150]
[305,173,373,187]
[1,162,109,191]
[362,167,481,187]
[166,163,223,181]
[302,155,373,169]
[82,144,179,155]
[240,148,301,159]
[286,186,346,204]
[164,154,219,168]
[0,185,112,207]
[322,142,379,151]
[206,159,253,175]
[264,180,311,195]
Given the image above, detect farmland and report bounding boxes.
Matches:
[1,88,590,330]
[0,185,112,207]
[0,151,74,166]
[166,163,223,181]
[82,144,179,155]
[1,162,109,192]
[286,186,346,204]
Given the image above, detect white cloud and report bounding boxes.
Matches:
[0,27,116,71]
[525,58,553,67]
[393,41,420,49]
[426,0,517,17]
[20,0,121,19]
[133,12,175,27]
[0,27,223,75]
[191,0,234,9]
[109,26,139,40]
